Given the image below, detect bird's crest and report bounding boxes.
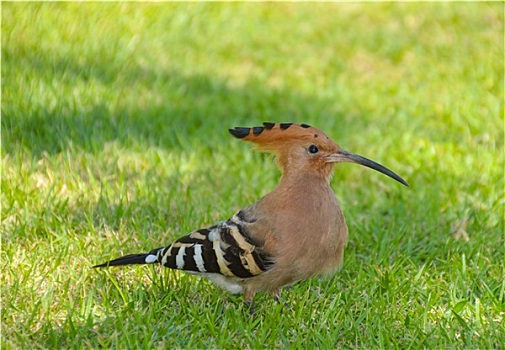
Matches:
[229,122,331,152]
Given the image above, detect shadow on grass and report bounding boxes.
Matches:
[2,44,354,158]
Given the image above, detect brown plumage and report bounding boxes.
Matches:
[94,122,408,311]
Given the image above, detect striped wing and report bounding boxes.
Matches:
[157,212,272,278]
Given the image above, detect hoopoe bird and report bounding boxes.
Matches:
[94,122,408,311]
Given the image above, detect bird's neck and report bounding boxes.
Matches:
[279,165,334,188]
[275,169,333,199]
[255,167,340,227]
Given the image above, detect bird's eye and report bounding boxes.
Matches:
[308,145,319,154]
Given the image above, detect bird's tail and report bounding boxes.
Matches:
[93,247,164,268]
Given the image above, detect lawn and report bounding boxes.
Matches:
[2,2,504,349]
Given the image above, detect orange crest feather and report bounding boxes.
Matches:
[229,122,330,152]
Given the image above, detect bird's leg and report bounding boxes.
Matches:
[272,288,281,302]
[271,288,289,308]
[244,288,256,315]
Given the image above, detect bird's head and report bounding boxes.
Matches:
[229,122,408,186]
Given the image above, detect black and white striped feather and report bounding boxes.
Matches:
[94,211,272,293]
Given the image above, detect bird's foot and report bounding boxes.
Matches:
[244,288,256,315]
[245,300,255,315]
[272,289,289,308]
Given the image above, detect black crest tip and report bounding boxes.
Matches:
[252,127,264,135]
[229,127,251,139]
[279,123,293,130]
[263,122,275,129]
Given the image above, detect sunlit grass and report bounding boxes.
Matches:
[2,2,503,348]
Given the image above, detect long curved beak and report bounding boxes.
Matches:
[327,149,409,187]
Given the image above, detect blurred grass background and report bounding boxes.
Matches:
[2,2,504,349]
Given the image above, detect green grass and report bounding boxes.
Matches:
[2,2,504,349]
